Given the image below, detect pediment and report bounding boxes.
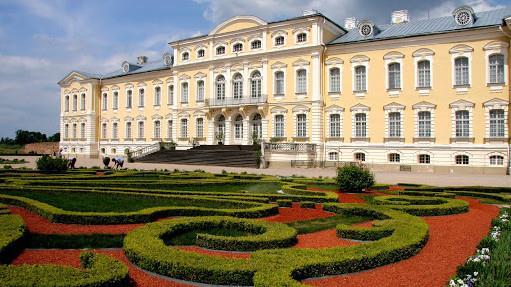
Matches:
[293,59,310,67]
[449,44,473,54]
[325,57,344,65]
[58,71,98,86]
[270,106,288,114]
[209,16,267,35]
[350,103,370,111]
[483,98,508,108]
[383,51,405,60]
[383,102,405,111]
[271,61,288,69]
[412,101,436,109]
[194,72,207,79]
[152,114,163,120]
[292,105,310,113]
[152,79,163,85]
[449,99,475,108]
[325,105,345,112]
[135,115,147,121]
[124,116,134,121]
[483,41,509,51]
[412,48,435,57]
[350,55,370,63]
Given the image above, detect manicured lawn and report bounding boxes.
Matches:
[165,228,258,246]
[287,214,370,234]
[307,184,339,191]
[0,144,22,155]
[0,189,246,212]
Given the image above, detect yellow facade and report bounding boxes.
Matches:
[58,7,511,174]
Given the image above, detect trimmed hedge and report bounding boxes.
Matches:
[0,252,130,287]
[299,201,316,209]
[0,214,26,264]
[277,199,292,207]
[371,195,469,216]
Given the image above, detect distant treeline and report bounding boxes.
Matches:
[0,130,60,145]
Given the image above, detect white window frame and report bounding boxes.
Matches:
[488,154,505,166]
[296,113,307,137]
[72,94,78,111]
[232,73,243,99]
[102,93,108,111]
[483,99,509,139]
[351,56,369,95]
[216,45,226,56]
[167,85,174,106]
[295,68,307,94]
[450,45,473,89]
[196,79,205,102]
[126,89,133,109]
[138,88,145,108]
[350,105,370,139]
[272,30,287,48]
[384,103,405,139]
[274,114,285,138]
[196,118,204,138]
[232,42,244,53]
[137,121,145,139]
[180,118,188,138]
[180,81,189,104]
[384,53,404,95]
[273,70,285,96]
[125,122,132,139]
[112,122,119,140]
[450,100,474,140]
[250,39,262,50]
[250,71,262,98]
[80,122,86,139]
[64,95,70,112]
[484,41,509,87]
[154,86,161,106]
[413,103,436,140]
[153,120,161,139]
[326,106,344,139]
[412,49,434,93]
[80,93,86,110]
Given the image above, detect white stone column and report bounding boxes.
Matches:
[311,51,323,161]
[225,65,232,100]
[242,119,250,145]
[209,65,215,102]
[262,119,269,142]
[262,59,268,97]
[243,61,249,99]
[207,117,215,145]
[224,116,232,145]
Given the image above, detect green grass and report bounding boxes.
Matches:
[0,144,22,155]
[307,184,339,191]
[0,189,245,212]
[287,214,370,234]
[165,182,282,194]
[165,228,258,246]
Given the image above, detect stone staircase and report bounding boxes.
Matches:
[134,144,259,168]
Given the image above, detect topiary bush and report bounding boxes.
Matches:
[36,155,68,173]
[336,163,374,193]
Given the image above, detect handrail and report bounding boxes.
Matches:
[207,94,267,107]
[128,141,176,160]
[263,142,317,153]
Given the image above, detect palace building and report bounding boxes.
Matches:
[58,6,511,174]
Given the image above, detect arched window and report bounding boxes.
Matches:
[101,123,107,139]
[181,52,189,61]
[388,63,401,89]
[329,114,341,137]
[250,71,262,98]
[329,68,340,92]
[167,120,173,139]
[100,148,105,154]
[354,66,366,91]
[275,36,284,46]
[455,155,469,165]
[216,75,225,100]
[251,114,262,140]
[181,82,188,103]
[125,122,132,139]
[489,54,505,84]
[489,155,504,166]
[418,111,431,138]
[113,91,119,109]
[354,113,367,137]
[64,96,69,112]
[72,94,78,111]
[137,121,144,139]
[489,109,505,137]
[154,87,161,106]
[274,71,284,95]
[196,80,205,102]
[251,40,261,49]
[196,118,204,138]
[216,46,225,55]
[417,60,431,88]
[354,152,366,162]
[296,33,307,43]
[388,112,401,137]
[296,69,307,93]
[111,148,116,155]
[418,154,430,164]
[153,120,161,139]
[112,122,118,139]
[167,85,173,105]
[455,110,470,137]
[80,93,86,110]
[80,123,86,139]
[274,114,284,137]
[126,90,133,108]
[138,88,145,107]
[455,57,469,86]
[102,93,107,111]
[234,115,243,139]
[328,152,339,161]
[197,49,205,58]
[388,153,400,163]
[181,118,188,138]
[232,73,243,99]
[233,43,243,52]
[296,114,307,137]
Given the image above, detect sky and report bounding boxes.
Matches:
[0,0,508,138]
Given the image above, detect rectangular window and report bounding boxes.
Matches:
[80,94,86,110]
[181,119,188,138]
[154,87,161,106]
[64,96,69,112]
[167,120,173,139]
[80,123,85,139]
[329,114,341,137]
[296,69,307,93]
[154,121,161,139]
[73,95,77,111]
[126,122,132,139]
[355,113,367,137]
[417,60,431,88]
[138,89,145,107]
[329,68,340,92]
[275,72,284,95]
[101,123,107,139]
[102,94,107,111]
[388,63,401,90]
[455,110,470,137]
[274,115,284,137]
[388,112,401,137]
[489,109,505,137]
[168,85,174,105]
[113,92,119,110]
[112,123,118,139]
[64,124,69,138]
[296,114,307,137]
[354,66,366,92]
[197,81,205,102]
[455,57,469,86]
[138,122,145,139]
[72,123,77,139]
[196,118,204,138]
[181,83,188,103]
[418,111,431,137]
[126,90,133,108]
[489,54,505,84]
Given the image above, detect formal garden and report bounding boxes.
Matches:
[0,163,509,286]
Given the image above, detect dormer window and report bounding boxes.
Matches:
[453,6,475,26]
[275,36,284,46]
[122,62,130,73]
[197,49,205,58]
[216,46,225,55]
[251,40,262,49]
[359,23,373,37]
[181,52,189,61]
[296,33,307,43]
[233,43,243,52]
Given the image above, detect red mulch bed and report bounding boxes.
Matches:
[8,206,144,234]
[12,249,193,287]
[303,197,499,287]
[177,246,251,259]
[263,203,335,223]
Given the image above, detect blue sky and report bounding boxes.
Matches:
[0,0,508,138]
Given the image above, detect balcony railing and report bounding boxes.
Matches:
[207,95,267,107]
[263,142,317,153]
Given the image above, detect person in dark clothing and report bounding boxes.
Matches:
[68,157,76,169]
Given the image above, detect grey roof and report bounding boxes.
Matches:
[101,60,170,80]
[329,7,511,45]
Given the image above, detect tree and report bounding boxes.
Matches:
[48,133,60,142]
[336,163,375,193]
[15,130,47,145]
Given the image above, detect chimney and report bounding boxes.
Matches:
[303,9,318,16]
[137,56,148,65]
[344,17,358,30]
[391,10,409,24]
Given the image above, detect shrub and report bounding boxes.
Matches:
[336,164,374,192]
[276,199,292,207]
[102,157,110,169]
[36,155,68,173]
[371,195,469,216]
[3,165,12,170]
[299,201,316,208]
[0,214,26,263]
